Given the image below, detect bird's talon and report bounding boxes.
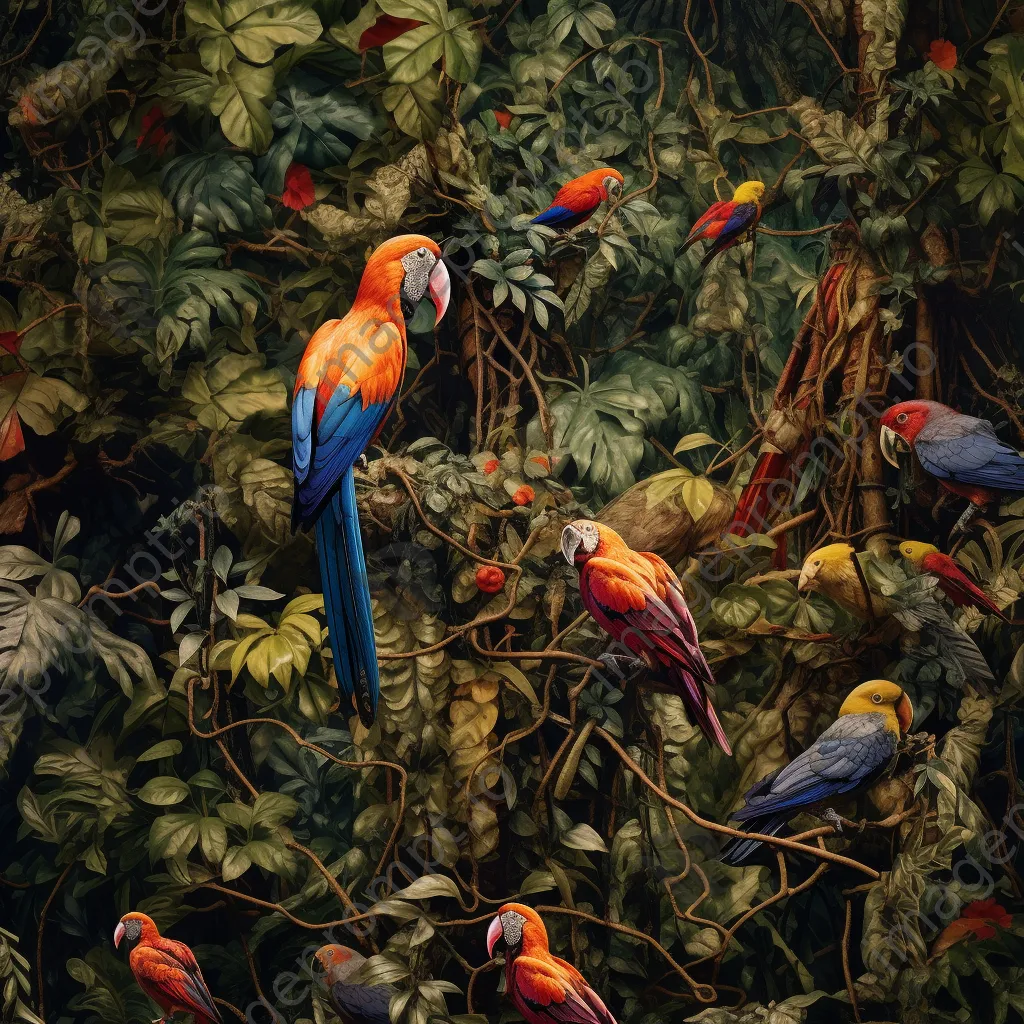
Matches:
[356,454,369,472]
[822,807,844,834]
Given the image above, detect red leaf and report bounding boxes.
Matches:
[0,332,20,355]
[359,14,424,50]
[0,408,24,461]
[281,163,315,211]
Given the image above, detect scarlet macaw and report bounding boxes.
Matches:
[560,519,731,754]
[487,903,617,1024]
[798,543,996,689]
[880,399,1024,532]
[680,180,766,267]
[314,944,395,1024]
[720,680,913,865]
[530,168,624,230]
[899,541,1007,620]
[293,235,450,724]
[114,912,221,1024]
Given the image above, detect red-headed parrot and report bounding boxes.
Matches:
[530,168,624,231]
[292,235,450,724]
[680,180,766,267]
[114,912,221,1024]
[899,541,1007,620]
[560,519,731,754]
[720,680,913,865]
[880,399,1024,532]
[314,944,395,1024]
[486,903,617,1024]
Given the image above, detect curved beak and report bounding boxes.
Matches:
[560,524,583,565]
[896,693,914,735]
[879,424,909,469]
[113,922,125,949]
[486,915,503,958]
[797,563,816,592]
[429,260,451,325]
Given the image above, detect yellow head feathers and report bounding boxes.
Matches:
[797,543,856,591]
[899,541,938,568]
[733,181,766,204]
[839,680,913,736]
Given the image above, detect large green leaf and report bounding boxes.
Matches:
[182,353,288,431]
[209,62,275,152]
[162,150,272,234]
[380,0,481,84]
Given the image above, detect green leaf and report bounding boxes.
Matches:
[382,1,481,84]
[394,874,462,900]
[137,776,191,806]
[221,845,252,880]
[186,0,322,71]
[547,0,616,48]
[162,150,272,235]
[136,740,183,763]
[210,62,275,152]
[562,822,609,852]
[182,353,288,431]
[383,74,443,141]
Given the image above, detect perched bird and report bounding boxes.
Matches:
[314,944,395,1024]
[720,680,913,865]
[530,168,624,231]
[487,903,617,1024]
[114,912,221,1024]
[798,543,995,690]
[561,520,731,754]
[880,399,1024,533]
[680,181,766,267]
[899,541,1007,620]
[292,235,450,725]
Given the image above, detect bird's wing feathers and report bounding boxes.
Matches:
[132,943,221,1024]
[733,713,896,820]
[329,980,394,1024]
[915,430,1024,492]
[513,957,616,1024]
[684,201,731,244]
[923,552,1001,613]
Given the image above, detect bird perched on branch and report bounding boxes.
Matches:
[314,944,395,1024]
[292,235,450,725]
[880,399,1024,533]
[720,680,913,865]
[529,168,624,231]
[561,519,731,754]
[899,541,1007,621]
[797,543,995,690]
[114,912,221,1024]
[487,903,617,1024]
[680,180,766,267]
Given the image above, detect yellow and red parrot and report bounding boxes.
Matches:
[720,680,913,865]
[487,903,617,1024]
[899,541,1007,620]
[292,235,450,724]
[880,399,1024,532]
[680,180,766,267]
[530,168,624,231]
[114,912,221,1024]
[560,519,731,754]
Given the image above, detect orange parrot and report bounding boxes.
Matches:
[560,520,731,754]
[530,168,624,230]
[486,904,617,1024]
[114,912,221,1024]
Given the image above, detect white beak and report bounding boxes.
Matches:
[429,260,451,325]
[879,425,908,468]
[114,922,125,948]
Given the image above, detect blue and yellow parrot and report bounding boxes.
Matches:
[720,680,912,865]
[681,180,766,267]
[292,235,450,724]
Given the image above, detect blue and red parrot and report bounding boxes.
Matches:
[899,541,1007,620]
[720,681,913,865]
[487,903,617,1024]
[681,180,766,267]
[881,399,1024,532]
[560,520,731,754]
[314,944,395,1024]
[530,168,624,231]
[292,234,450,725]
[115,912,221,1024]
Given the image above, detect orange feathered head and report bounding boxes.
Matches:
[565,167,623,201]
[561,519,628,564]
[114,911,160,949]
[487,903,548,958]
[354,234,450,327]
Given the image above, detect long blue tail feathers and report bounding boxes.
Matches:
[315,468,379,725]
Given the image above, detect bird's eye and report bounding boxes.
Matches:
[871,693,883,704]
[896,412,908,424]
[814,559,821,567]
[418,247,428,258]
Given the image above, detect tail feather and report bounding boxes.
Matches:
[719,813,789,866]
[316,469,379,725]
[669,665,731,755]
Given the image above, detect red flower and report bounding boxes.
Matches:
[475,565,506,594]
[530,455,550,471]
[282,163,315,211]
[359,14,424,51]
[494,109,513,131]
[927,39,957,70]
[136,106,170,153]
[930,899,1012,958]
[512,485,535,506]
[483,459,500,474]
[962,899,1012,928]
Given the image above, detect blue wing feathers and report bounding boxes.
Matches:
[531,205,580,227]
[292,387,315,486]
[916,432,1024,491]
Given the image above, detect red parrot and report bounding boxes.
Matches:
[899,541,1007,619]
[680,180,766,267]
[486,903,617,1024]
[560,519,731,754]
[114,912,221,1024]
[530,168,624,230]
[292,235,450,724]
[880,399,1024,532]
